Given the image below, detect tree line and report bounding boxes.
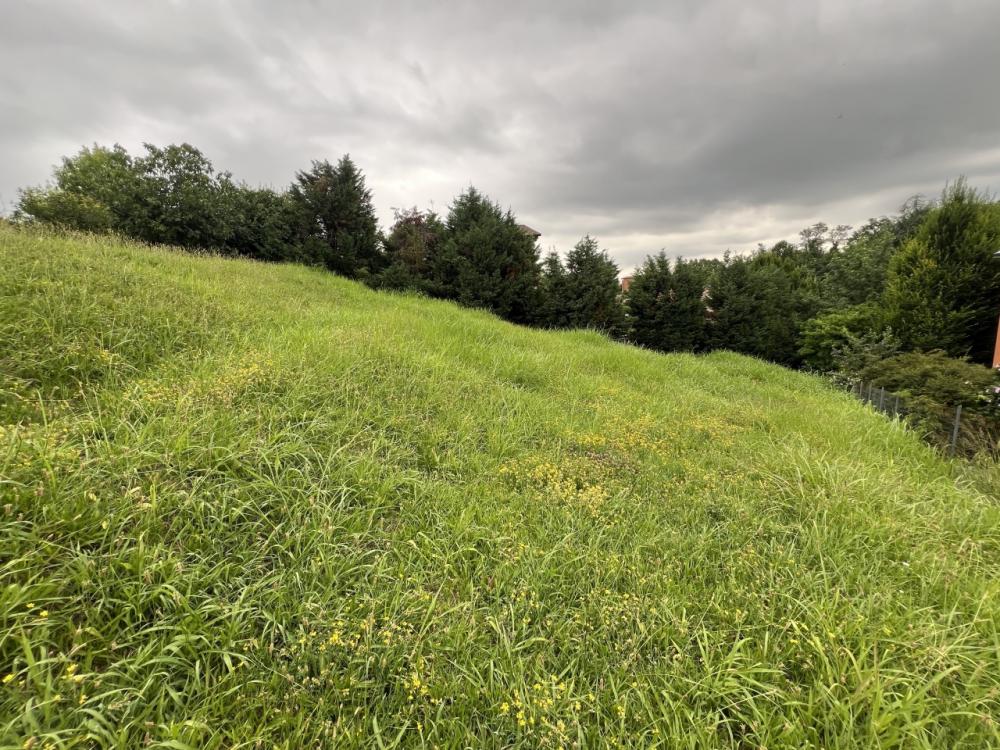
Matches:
[13,144,1000,391]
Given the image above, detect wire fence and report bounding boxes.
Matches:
[848,380,966,456]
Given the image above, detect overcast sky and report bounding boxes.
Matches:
[3,1,1000,272]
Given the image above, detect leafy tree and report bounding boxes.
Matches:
[798,303,883,371]
[855,350,1000,453]
[885,179,1000,364]
[430,187,541,324]
[290,155,382,277]
[130,143,237,250]
[15,143,236,251]
[15,188,114,232]
[223,186,301,262]
[892,194,935,243]
[820,220,896,309]
[832,328,902,379]
[859,350,999,408]
[819,198,933,311]
[17,142,406,268]
[15,144,140,233]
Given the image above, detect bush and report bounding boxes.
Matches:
[798,303,883,371]
[858,350,999,408]
[858,350,1000,455]
[831,328,902,381]
[14,188,114,232]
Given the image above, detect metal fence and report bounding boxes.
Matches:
[849,380,965,456]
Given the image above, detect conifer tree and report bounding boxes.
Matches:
[538,251,568,328]
[627,253,709,351]
[709,252,816,366]
[290,155,382,277]
[431,187,541,324]
[627,252,673,351]
[559,236,626,336]
[375,207,445,291]
[885,179,1000,364]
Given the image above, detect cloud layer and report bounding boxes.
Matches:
[3,0,1000,270]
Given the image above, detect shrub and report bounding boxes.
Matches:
[14,188,114,232]
[858,350,1000,454]
[858,350,999,408]
[798,303,883,371]
[831,328,902,381]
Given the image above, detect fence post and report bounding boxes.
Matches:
[949,404,962,457]
[866,382,873,403]
[894,394,900,415]
[878,388,885,411]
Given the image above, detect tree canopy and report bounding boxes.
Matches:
[885,180,1000,364]
[289,155,382,277]
[14,141,1000,379]
[541,236,625,335]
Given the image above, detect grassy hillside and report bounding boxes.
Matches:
[1,225,998,749]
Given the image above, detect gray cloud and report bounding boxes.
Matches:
[3,0,999,271]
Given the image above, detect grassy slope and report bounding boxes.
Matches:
[1,225,998,749]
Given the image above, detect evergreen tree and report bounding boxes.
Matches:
[558,236,626,335]
[223,185,301,262]
[538,251,569,328]
[375,207,445,290]
[885,179,1000,364]
[431,187,541,324]
[666,258,711,351]
[708,251,817,366]
[627,253,672,351]
[627,253,708,351]
[704,255,758,354]
[290,155,382,277]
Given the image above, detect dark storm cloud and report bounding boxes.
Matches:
[3,0,999,270]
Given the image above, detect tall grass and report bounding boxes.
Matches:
[1,225,998,748]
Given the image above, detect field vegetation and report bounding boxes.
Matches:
[2,225,999,748]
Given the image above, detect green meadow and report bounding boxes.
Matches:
[1,225,998,748]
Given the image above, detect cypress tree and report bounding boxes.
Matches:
[375,207,445,291]
[560,236,626,336]
[432,187,541,324]
[538,251,569,328]
[627,253,709,352]
[290,155,382,277]
[627,253,673,351]
[885,179,1000,364]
